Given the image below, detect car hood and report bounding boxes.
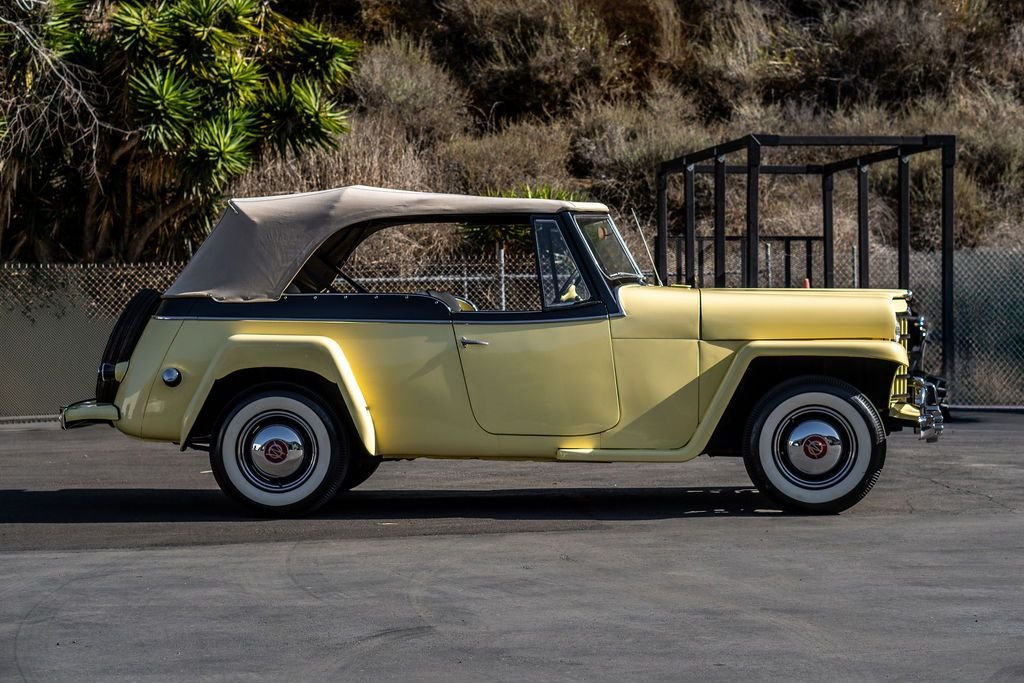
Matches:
[698,287,907,341]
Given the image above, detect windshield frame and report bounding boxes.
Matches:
[570,213,645,284]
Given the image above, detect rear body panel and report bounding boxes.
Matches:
[113,319,184,439]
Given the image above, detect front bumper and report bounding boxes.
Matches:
[891,375,944,442]
[59,399,119,429]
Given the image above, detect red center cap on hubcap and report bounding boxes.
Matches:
[803,435,829,460]
[263,439,290,464]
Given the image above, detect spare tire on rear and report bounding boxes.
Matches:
[96,288,162,402]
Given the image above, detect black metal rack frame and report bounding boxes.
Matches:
[654,134,956,378]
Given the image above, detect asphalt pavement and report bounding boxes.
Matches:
[1,412,1022,680]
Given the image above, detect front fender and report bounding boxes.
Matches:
[695,340,908,448]
[179,334,376,455]
[559,339,907,463]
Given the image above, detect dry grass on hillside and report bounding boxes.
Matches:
[349,34,470,145]
[232,0,1024,260]
[232,112,446,198]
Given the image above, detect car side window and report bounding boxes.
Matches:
[534,219,591,309]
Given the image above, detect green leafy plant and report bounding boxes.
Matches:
[1,0,357,261]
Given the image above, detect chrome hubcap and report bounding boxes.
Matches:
[236,411,318,492]
[250,424,306,479]
[772,407,857,489]
[785,419,843,475]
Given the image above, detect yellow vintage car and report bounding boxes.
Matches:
[61,186,942,515]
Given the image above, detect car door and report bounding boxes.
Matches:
[453,217,620,436]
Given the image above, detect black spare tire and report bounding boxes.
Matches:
[96,288,162,402]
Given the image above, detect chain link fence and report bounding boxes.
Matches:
[0,257,538,419]
[663,241,1024,407]
[0,263,185,420]
[1,248,1020,419]
[340,256,541,312]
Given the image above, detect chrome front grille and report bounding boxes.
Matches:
[891,312,912,405]
[891,367,909,405]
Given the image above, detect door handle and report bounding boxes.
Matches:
[460,336,489,348]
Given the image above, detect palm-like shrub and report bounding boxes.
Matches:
[1,0,357,261]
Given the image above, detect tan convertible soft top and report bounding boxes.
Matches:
[164,185,609,302]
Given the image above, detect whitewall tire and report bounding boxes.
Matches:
[743,377,886,514]
[211,389,349,516]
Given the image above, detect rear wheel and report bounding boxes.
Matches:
[743,377,886,514]
[211,389,348,516]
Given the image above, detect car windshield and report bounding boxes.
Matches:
[574,215,643,282]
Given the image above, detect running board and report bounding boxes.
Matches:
[557,448,702,463]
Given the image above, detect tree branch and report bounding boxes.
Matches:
[82,136,140,259]
[125,197,191,261]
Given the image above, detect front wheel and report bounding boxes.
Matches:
[743,377,886,514]
[211,389,349,516]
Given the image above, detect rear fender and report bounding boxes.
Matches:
[180,334,376,455]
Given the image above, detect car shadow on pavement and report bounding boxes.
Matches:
[339,487,788,520]
[0,486,788,524]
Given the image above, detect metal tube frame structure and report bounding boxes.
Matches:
[655,134,956,379]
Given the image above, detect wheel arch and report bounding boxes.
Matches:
[705,353,900,458]
[180,335,375,456]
